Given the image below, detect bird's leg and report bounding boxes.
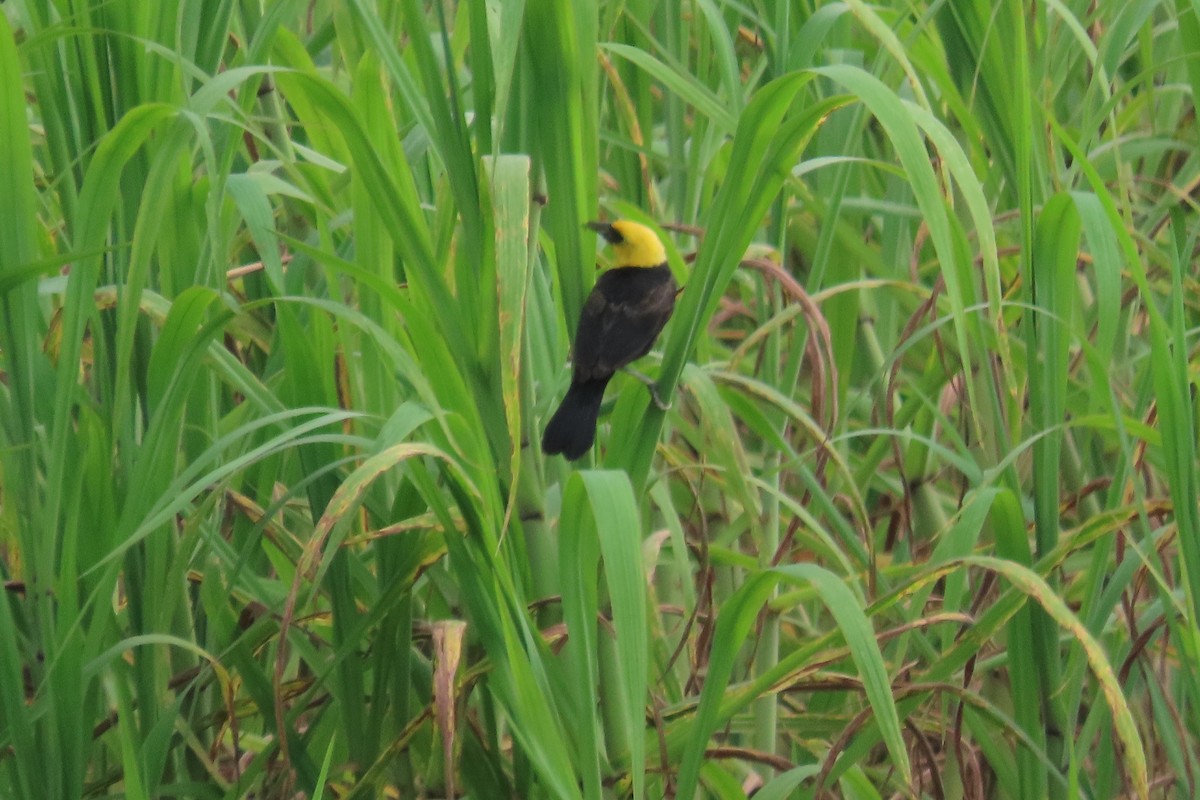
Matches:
[623,366,672,411]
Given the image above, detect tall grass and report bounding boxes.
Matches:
[1,0,1198,797]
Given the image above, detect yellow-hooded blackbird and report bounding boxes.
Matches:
[542,220,677,460]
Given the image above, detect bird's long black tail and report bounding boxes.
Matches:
[541,378,609,460]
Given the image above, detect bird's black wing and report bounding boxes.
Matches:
[571,266,677,382]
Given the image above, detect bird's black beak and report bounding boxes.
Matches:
[585,220,624,244]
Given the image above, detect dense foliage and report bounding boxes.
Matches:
[1,1,1198,798]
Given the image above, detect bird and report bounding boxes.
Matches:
[541,219,677,460]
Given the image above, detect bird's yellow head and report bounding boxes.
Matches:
[587,219,667,268]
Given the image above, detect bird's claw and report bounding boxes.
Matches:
[651,386,672,411]
[623,366,673,411]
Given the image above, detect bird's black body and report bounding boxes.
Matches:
[542,254,676,460]
[572,265,677,382]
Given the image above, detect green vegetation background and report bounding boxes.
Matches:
[0,1,1198,798]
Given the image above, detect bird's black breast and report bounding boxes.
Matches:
[571,264,677,382]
